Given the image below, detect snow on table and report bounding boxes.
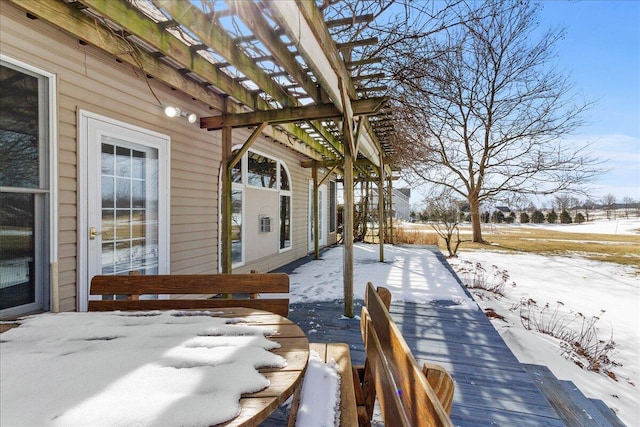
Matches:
[0,310,286,427]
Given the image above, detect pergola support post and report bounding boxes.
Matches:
[388,175,394,244]
[343,145,354,318]
[378,160,385,262]
[221,125,233,273]
[312,165,320,260]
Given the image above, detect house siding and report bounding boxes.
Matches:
[1,2,336,313]
[2,4,217,311]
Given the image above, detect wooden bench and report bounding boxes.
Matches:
[355,282,454,427]
[88,273,290,317]
[288,342,359,427]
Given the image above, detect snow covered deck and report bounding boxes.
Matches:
[263,246,586,426]
[282,299,565,426]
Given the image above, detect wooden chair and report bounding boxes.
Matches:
[355,282,454,427]
[88,273,289,317]
[288,342,359,427]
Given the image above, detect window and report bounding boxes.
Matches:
[0,59,53,316]
[228,149,291,263]
[280,195,291,249]
[231,189,243,264]
[259,215,271,233]
[329,180,336,233]
[279,164,291,250]
[247,151,277,189]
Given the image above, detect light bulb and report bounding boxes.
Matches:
[187,113,197,124]
[164,106,180,118]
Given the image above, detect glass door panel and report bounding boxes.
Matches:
[99,138,159,276]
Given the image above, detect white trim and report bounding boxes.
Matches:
[77,110,171,311]
[278,161,292,253]
[308,181,328,251]
[0,55,57,316]
[232,188,246,268]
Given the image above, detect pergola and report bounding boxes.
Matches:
[11,0,398,317]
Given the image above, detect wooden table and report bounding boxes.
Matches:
[214,307,309,426]
[0,308,309,427]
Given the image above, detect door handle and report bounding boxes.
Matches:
[89,227,102,240]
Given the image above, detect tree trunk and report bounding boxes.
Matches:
[469,194,483,243]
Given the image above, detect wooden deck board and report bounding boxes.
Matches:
[263,246,565,426]
[524,364,617,427]
[278,299,565,426]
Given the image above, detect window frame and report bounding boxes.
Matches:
[279,162,292,252]
[0,55,58,318]
[228,147,293,263]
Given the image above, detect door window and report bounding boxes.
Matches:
[100,140,159,276]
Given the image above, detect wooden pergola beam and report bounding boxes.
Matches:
[228,0,328,105]
[353,73,386,82]
[152,0,295,108]
[336,37,379,51]
[201,97,386,130]
[325,14,374,28]
[11,0,330,163]
[79,0,261,111]
[334,176,400,183]
[356,85,388,93]
[226,1,344,156]
[270,1,351,113]
[300,159,380,168]
[346,57,382,68]
[8,0,228,109]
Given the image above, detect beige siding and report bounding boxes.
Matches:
[2,4,219,311]
[1,2,340,311]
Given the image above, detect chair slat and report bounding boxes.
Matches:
[359,282,454,427]
[89,273,289,317]
[90,273,289,295]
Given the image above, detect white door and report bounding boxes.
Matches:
[308,181,327,251]
[78,111,170,311]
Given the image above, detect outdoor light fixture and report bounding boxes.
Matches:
[163,106,197,124]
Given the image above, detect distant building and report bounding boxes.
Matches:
[370,187,411,221]
[495,206,511,214]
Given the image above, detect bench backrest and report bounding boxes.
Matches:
[88,273,290,317]
[360,282,453,427]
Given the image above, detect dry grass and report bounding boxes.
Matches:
[404,223,639,271]
[394,226,439,245]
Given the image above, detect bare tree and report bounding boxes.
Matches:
[390,0,602,243]
[602,193,617,220]
[582,198,596,222]
[554,194,574,212]
[622,196,634,218]
[426,189,466,257]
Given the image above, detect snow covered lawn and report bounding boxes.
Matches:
[448,251,638,425]
[287,219,639,426]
